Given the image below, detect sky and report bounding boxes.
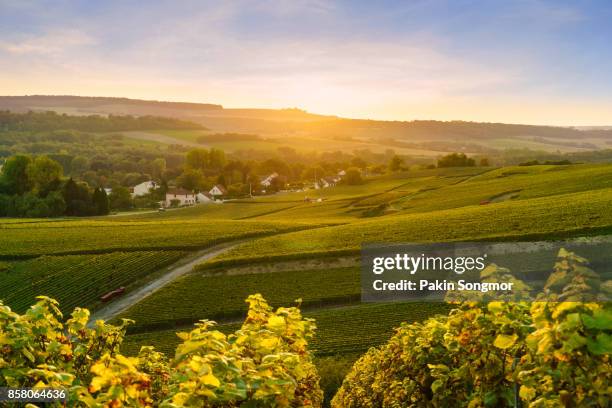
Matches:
[1,0,611,126]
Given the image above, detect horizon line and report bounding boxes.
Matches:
[1,93,610,129]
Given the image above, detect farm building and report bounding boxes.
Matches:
[209,184,228,198]
[315,177,339,189]
[131,180,158,197]
[260,172,279,187]
[165,188,196,207]
[196,192,215,204]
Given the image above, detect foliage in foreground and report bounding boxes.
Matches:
[0,294,322,407]
[332,249,612,407]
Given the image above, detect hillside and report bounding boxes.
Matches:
[3,96,612,156]
[2,162,610,349]
[2,162,611,405]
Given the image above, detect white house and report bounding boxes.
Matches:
[131,181,158,197]
[260,172,279,187]
[315,177,338,189]
[337,170,346,177]
[165,188,196,207]
[315,178,329,189]
[196,192,215,204]
[209,184,228,198]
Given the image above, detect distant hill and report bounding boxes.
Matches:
[2,95,612,152]
[0,95,222,113]
[574,126,612,131]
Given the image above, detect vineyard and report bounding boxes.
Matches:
[396,164,612,214]
[332,250,611,407]
[203,187,612,268]
[121,301,452,357]
[119,267,362,330]
[0,251,186,314]
[0,218,319,257]
[2,163,612,406]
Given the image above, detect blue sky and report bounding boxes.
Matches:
[1,0,611,125]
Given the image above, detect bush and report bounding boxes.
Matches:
[0,294,322,407]
[437,153,476,168]
[332,249,611,407]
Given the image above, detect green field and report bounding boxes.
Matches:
[0,251,186,314]
[118,267,361,330]
[0,218,319,257]
[204,187,612,268]
[3,162,612,377]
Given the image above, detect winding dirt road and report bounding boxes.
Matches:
[89,241,241,324]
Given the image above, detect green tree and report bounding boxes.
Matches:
[70,155,89,176]
[109,186,133,211]
[437,152,476,168]
[26,155,63,195]
[150,158,167,181]
[185,149,209,171]
[177,169,206,191]
[342,167,364,185]
[0,155,32,195]
[389,155,404,172]
[0,194,12,216]
[208,148,226,171]
[63,178,93,216]
[92,187,110,215]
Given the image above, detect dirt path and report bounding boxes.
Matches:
[89,241,240,324]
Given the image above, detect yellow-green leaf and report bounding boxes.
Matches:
[493,333,517,349]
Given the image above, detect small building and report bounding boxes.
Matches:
[209,184,228,198]
[260,172,279,187]
[337,170,346,177]
[315,177,337,189]
[131,181,158,197]
[165,188,196,207]
[196,192,215,204]
[314,179,327,189]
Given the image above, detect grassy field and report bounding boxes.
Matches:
[0,251,186,314]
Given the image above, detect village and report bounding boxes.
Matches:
[122,169,350,210]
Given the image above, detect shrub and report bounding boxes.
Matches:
[332,249,611,407]
[437,153,476,168]
[0,294,322,407]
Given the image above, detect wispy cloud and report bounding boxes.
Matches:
[0,29,94,56]
[0,0,610,125]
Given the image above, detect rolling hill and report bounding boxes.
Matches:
[3,95,612,156]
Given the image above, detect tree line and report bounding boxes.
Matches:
[0,110,203,132]
[0,155,109,217]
